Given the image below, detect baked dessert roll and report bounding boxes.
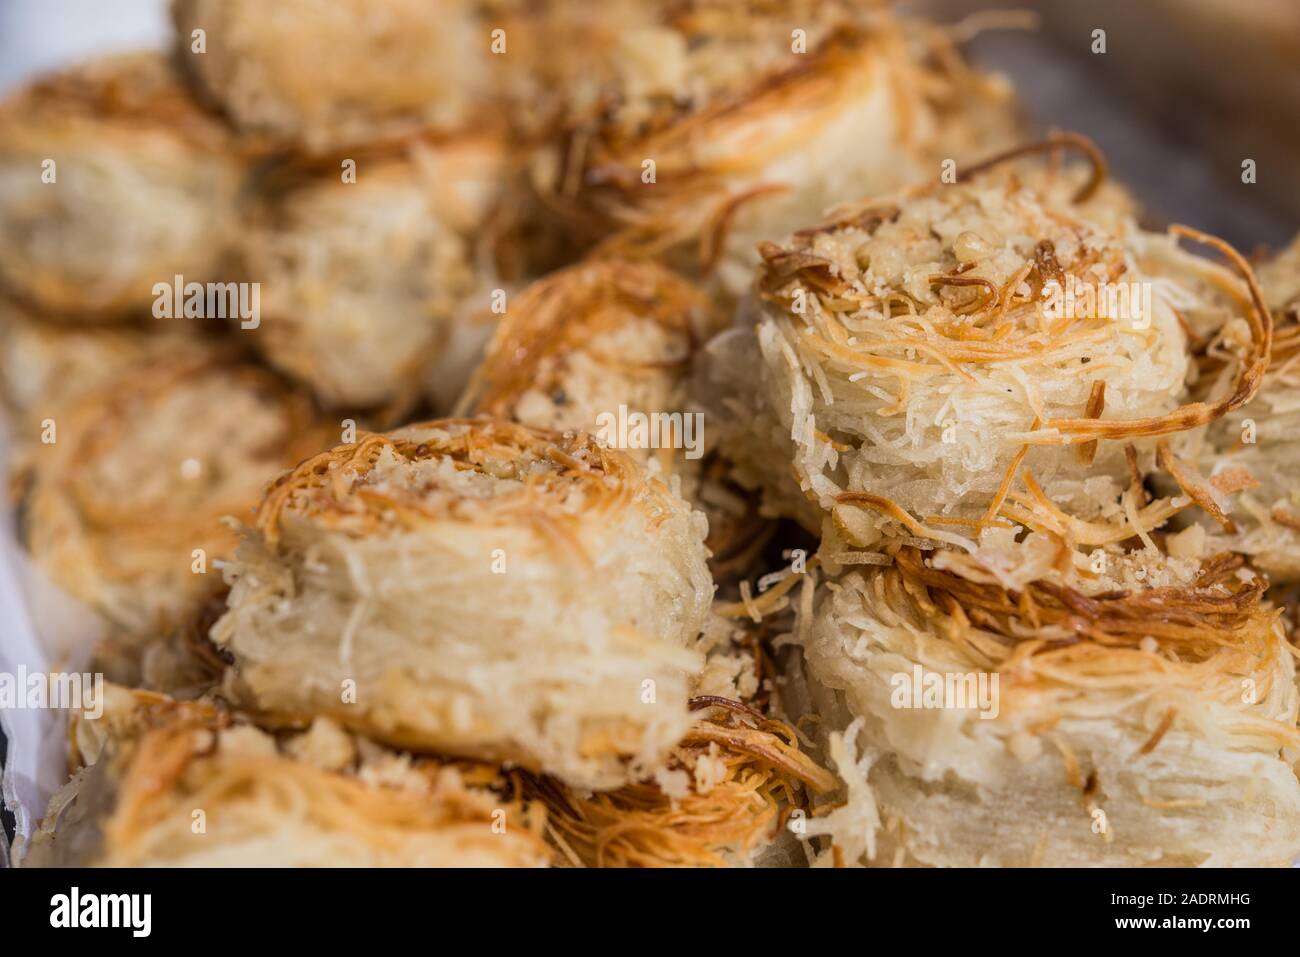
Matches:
[244,135,508,410]
[1186,234,1300,583]
[457,258,769,569]
[718,136,1270,553]
[532,2,1022,296]
[461,260,718,449]
[0,53,242,319]
[20,349,329,641]
[796,539,1300,867]
[212,419,714,790]
[22,685,550,867]
[526,614,835,867]
[173,0,495,152]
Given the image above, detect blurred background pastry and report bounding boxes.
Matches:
[20,349,330,643]
[3,0,1300,871]
[242,134,510,412]
[529,2,1023,298]
[171,0,497,152]
[0,53,243,320]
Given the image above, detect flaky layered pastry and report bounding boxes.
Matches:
[461,259,718,448]
[212,419,714,790]
[795,540,1300,867]
[1187,234,1300,583]
[457,258,768,572]
[716,136,1270,556]
[0,53,241,319]
[707,134,1292,867]
[22,685,549,867]
[533,2,1021,295]
[244,136,507,410]
[11,0,1296,875]
[21,349,328,641]
[172,0,496,151]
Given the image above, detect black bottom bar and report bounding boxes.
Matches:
[0,866,1282,940]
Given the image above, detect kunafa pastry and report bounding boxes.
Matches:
[212,419,714,790]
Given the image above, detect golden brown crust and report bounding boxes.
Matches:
[464,259,718,421]
[521,615,834,868]
[255,418,653,543]
[525,707,829,868]
[25,687,551,867]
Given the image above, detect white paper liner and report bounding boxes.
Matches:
[0,424,105,866]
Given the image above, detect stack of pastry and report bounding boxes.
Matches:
[710,136,1300,866]
[4,0,1297,869]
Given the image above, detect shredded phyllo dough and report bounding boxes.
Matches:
[524,710,830,867]
[1186,233,1300,583]
[719,135,1271,556]
[0,52,241,318]
[458,257,769,573]
[521,618,835,867]
[699,133,1300,867]
[796,541,1300,867]
[9,0,1300,873]
[212,418,714,790]
[531,1,1021,294]
[21,349,328,641]
[22,686,550,867]
[462,258,718,443]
